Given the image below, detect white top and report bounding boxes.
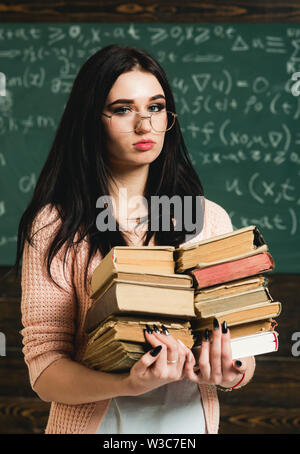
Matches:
[96,378,206,434]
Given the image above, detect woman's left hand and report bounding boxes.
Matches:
[183,318,247,388]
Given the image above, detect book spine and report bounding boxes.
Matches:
[191,253,273,289]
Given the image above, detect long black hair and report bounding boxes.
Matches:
[13,44,204,292]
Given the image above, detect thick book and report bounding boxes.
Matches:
[90,246,175,298]
[193,318,277,342]
[194,275,268,301]
[192,330,279,361]
[91,271,193,301]
[84,341,147,372]
[83,316,194,372]
[84,280,196,332]
[194,286,273,318]
[189,252,274,289]
[191,301,282,331]
[175,225,267,273]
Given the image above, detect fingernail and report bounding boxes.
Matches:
[213,318,219,330]
[235,360,242,368]
[145,324,153,334]
[161,324,170,336]
[150,345,162,357]
[153,324,160,333]
[222,321,228,334]
[204,328,210,341]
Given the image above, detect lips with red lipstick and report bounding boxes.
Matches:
[133,139,155,151]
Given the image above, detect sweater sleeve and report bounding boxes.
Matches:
[20,204,77,390]
[205,199,233,237]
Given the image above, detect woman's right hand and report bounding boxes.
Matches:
[125,324,191,396]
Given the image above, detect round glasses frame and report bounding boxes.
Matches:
[101,110,178,133]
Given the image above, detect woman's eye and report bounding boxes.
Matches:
[113,107,131,115]
[149,103,165,112]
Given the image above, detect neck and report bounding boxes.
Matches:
[108,165,149,220]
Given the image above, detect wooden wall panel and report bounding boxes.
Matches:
[0,266,299,434]
[0,1,300,23]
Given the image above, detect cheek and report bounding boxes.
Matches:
[103,125,123,151]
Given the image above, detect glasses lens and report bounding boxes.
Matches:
[151,111,175,132]
[111,111,135,133]
[110,111,176,133]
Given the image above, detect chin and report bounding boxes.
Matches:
[135,148,161,159]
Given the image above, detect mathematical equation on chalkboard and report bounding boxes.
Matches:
[0,23,299,271]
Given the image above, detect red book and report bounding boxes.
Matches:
[190,252,274,289]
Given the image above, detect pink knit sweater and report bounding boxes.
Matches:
[20,198,255,434]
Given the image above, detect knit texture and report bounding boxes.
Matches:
[20,198,255,434]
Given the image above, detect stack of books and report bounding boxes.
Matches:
[83,246,196,372]
[83,226,281,373]
[174,226,281,361]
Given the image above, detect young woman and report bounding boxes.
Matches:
[15,45,255,434]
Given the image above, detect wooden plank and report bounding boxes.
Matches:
[0,397,49,434]
[267,274,300,357]
[218,357,300,408]
[0,351,37,398]
[0,273,298,356]
[0,267,21,298]
[218,357,300,434]
[1,267,299,433]
[219,406,300,434]
[0,1,300,23]
[0,297,23,348]
[0,358,299,433]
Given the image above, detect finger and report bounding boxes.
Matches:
[210,318,222,384]
[144,326,163,348]
[221,322,237,383]
[150,325,181,362]
[133,344,164,375]
[144,328,170,370]
[176,339,195,378]
[180,345,202,382]
[198,329,211,381]
[145,326,182,376]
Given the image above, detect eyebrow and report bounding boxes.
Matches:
[106,94,166,108]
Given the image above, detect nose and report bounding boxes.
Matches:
[134,115,152,133]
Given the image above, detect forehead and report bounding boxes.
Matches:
[106,70,165,100]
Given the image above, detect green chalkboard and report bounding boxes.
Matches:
[0,23,299,272]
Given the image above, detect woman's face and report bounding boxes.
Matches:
[102,69,167,170]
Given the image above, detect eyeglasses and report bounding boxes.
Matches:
[101,109,178,133]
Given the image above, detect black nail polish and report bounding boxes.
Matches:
[150,345,162,357]
[235,360,242,368]
[161,324,170,336]
[213,318,219,330]
[153,324,160,333]
[222,321,228,334]
[204,328,210,341]
[145,324,153,334]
